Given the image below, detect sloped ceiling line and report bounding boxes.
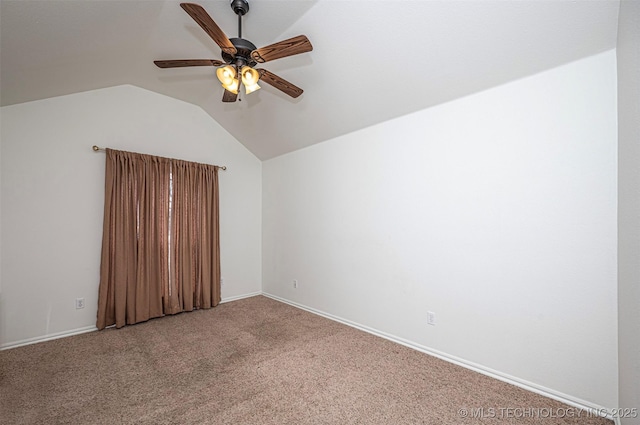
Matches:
[0,0,620,160]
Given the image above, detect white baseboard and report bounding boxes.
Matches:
[0,292,621,424]
[1,291,262,351]
[262,292,618,423]
[1,325,98,351]
[221,291,262,304]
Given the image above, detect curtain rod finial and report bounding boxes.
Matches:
[92,145,101,151]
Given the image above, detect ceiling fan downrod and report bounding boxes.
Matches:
[221,0,256,69]
[230,0,249,38]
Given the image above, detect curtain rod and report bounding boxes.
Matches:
[92,145,227,170]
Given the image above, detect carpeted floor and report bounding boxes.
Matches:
[0,295,612,424]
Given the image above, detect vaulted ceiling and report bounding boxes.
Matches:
[0,0,620,160]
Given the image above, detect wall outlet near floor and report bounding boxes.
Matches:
[427,311,436,326]
[75,298,85,309]
[221,277,225,286]
[293,279,298,289]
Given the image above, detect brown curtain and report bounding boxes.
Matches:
[96,149,220,330]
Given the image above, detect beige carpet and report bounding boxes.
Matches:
[0,295,612,424]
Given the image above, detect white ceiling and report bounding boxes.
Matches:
[1,0,620,160]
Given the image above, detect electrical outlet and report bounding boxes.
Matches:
[221,277,225,286]
[293,279,298,289]
[427,311,436,326]
[75,298,85,309]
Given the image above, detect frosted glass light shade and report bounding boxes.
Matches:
[241,66,261,94]
[216,65,236,85]
[241,66,260,85]
[222,79,239,94]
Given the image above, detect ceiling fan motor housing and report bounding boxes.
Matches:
[222,37,258,67]
[230,0,249,16]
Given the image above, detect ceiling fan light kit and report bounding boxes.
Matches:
[154,1,312,102]
[216,64,260,95]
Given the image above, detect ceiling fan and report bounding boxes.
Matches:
[154,1,313,102]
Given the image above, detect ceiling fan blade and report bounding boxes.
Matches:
[222,89,238,103]
[154,59,224,68]
[251,35,313,63]
[180,3,236,55]
[257,69,303,98]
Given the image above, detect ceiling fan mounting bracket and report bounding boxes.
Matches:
[230,0,249,16]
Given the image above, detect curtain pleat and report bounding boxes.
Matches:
[169,160,221,312]
[96,149,220,330]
